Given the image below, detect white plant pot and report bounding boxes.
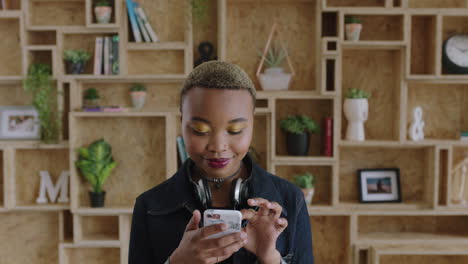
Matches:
[344,98,368,141]
[94,6,112,24]
[131,91,146,109]
[258,67,292,91]
[302,188,315,205]
[345,23,362,41]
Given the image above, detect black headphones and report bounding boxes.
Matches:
[188,159,251,210]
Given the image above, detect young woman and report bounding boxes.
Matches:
[129,61,314,264]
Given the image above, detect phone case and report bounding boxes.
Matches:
[203,209,242,239]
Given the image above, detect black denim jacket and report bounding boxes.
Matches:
[128,155,314,264]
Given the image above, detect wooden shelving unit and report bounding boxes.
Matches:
[1,0,468,263]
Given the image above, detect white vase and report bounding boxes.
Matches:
[258,67,292,91]
[344,98,368,141]
[94,6,112,24]
[131,91,146,109]
[302,188,315,205]
[345,23,362,41]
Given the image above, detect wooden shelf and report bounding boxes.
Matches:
[127,41,187,50]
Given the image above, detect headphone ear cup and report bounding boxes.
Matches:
[203,178,212,208]
[195,179,212,209]
[239,179,250,209]
[230,178,243,210]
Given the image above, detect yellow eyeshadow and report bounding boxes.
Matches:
[191,123,211,133]
[227,124,246,132]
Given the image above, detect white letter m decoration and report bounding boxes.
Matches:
[36,170,70,204]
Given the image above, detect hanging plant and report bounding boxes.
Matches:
[23,63,62,144]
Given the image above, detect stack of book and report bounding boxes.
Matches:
[1,0,9,9]
[93,35,119,75]
[461,132,468,142]
[126,0,160,43]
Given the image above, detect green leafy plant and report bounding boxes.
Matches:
[259,41,288,68]
[345,88,370,99]
[23,63,61,144]
[293,172,315,189]
[280,115,319,135]
[84,88,100,100]
[75,139,117,193]
[63,50,91,64]
[345,16,362,24]
[95,0,111,7]
[189,0,209,22]
[130,83,146,92]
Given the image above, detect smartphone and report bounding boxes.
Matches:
[203,209,242,239]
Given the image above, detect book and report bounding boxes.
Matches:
[176,136,188,164]
[126,0,142,42]
[104,36,111,75]
[111,35,119,75]
[134,3,160,42]
[1,0,8,9]
[322,117,333,157]
[93,37,104,75]
[133,3,151,42]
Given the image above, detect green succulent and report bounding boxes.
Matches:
[345,88,370,99]
[95,0,111,7]
[63,50,91,64]
[259,41,288,68]
[293,172,316,189]
[84,88,100,100]
[130,83,146,92]
[345,16,362,24]
[280,115,319,135]
[75,139,117,193]
[23,63,61,144]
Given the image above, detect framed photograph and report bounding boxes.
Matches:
[358,168,401,203]
[0,106,40,139]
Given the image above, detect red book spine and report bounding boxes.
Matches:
[322,117,333,156]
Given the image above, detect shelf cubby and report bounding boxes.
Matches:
[275,165,333,206]
[326,0,385,7]
[63,32,119,75]
[27,30,57,45]
[342,49,402,141]
[62,82,71,140]
[14,148,69,208]
[70,115,168,210]
[0,0,21,10]
[442,16,468,75]
[322,12,338,37]
[27,49,53,74]
[28,0,86,27]
[343,15,404,42]
[358,215,468,242]
[80,81,181,110]
[407,82,468,140]
[275,98,334,157]
[407,0,467,8]
[0,17,22,77]
[89,0,117,26]
[59,245,120,264]
[60,210,74,242]
[251,113,270,170]
[438,148,450,207]
[127,50,185,75]
[0,150,3,208]
[450,146,468,206]
[381,254,468,264]
[125,0,187,43]
[225,0,317,91]
[75,215,119,243]
[0,81,33,106]
[310,215,350,264]
[322,57,337,93]
[0,211,59,264]
[410,15,436,76]
[339,146,435,207]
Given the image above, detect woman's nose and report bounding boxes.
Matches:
[206,132,228,153]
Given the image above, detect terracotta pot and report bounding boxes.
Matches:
[301,188,315,205]
[345,23,362,41]
[95,6,112,24]
[131,91,147,109]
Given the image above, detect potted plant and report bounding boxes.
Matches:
[63,49,91,74]
[345,16,362,41]
[75,139,117,207]
[293,172,316,205]
[130,83,147,109]
[23,63,61,144]
[258,41,292,91]
[344,88,370,141]
[94,0,112,24]
[83,88,100,108]
[280,115,319,156]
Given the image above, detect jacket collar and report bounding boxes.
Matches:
[158,154,288,217]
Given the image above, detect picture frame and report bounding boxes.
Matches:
[0,106,40,139]
[358,168,401,203]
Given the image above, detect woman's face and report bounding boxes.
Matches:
[181,87,254,179]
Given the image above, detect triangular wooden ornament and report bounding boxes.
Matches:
[256,23,296,91]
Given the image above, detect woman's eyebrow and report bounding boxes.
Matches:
[228,118,247,123]
[191,117,210,123]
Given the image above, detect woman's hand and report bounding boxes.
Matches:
[170,210,248,264]
[241,198,288,264]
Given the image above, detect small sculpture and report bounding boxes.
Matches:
[452,157,468,206]
[36,171,70,204]
[195,42,217,67]
[409,106,425,141]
